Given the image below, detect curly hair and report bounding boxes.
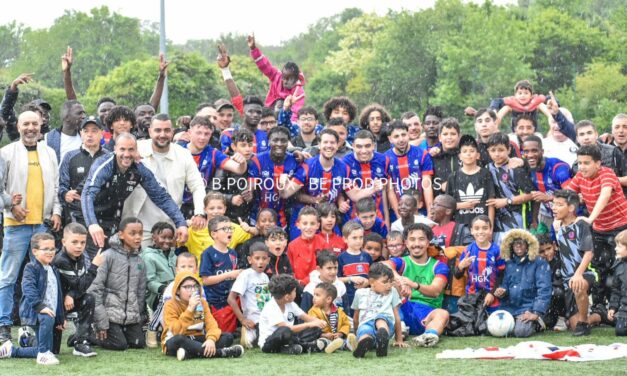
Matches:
[323,96,357,123]
[358,104,391,129]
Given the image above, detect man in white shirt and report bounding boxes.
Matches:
[45,100,86,163]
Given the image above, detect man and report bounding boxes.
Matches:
[280,128,383,239]
[420,106,442,151]
[342,130,390,225]
[610,114,627,157]
[0,73,52,141]
[304,118,353,158]
[59,116,109,224]
[401,111,422,145]
[214,98,237,132]
[45,100,87,163]
[522,135,572,228]
[95,97,116,144]
[573,120,627,194]
[249,126,300,227]
[385,121,434,219]
[220,96,268,154]
[123,114,211,246]
[0,111,62,342]
[134,104,156,140]
[81,133,189,258]
[179,115,247,218]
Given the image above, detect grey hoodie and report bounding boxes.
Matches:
[87,234,147,330]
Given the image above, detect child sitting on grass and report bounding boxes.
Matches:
[308,282,356,353]
[608,229,627,336]
[351,262,406,358]
[300,251,347,313]
[162,272,243,360]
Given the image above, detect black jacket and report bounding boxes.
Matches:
[211,167,253,223]
[609,258,627,314]
[432,148,461,196]
[52,249,99,301]
[265,253,293,278]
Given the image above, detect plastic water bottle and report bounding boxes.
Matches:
[194,288,204,320]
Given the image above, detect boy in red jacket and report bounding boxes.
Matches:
[287,207,324,286]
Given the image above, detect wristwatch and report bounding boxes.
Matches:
[506,198,513,206]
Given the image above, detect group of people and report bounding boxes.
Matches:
[0,35,625,366]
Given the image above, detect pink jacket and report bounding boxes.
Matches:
[251,47,305,122]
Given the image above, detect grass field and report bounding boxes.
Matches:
[5,327,626,376]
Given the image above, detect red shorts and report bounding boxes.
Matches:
[211,305,237,333]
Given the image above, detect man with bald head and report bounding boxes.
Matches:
[0,111,62,342]
[80,132,188,259]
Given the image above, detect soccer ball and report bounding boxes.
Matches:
[487,310,515,337]
[18,326,36,347]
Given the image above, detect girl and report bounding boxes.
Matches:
[315,202,346,256]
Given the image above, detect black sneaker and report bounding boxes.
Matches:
[375,328,389,357]
[279,344,303,355]
[73,342,97,357]
[353,336,374,358]
[66,334,77,348]
[0,326,11,343]
[590,304,611,325]
[573,321,591,336]
[219,344,244,358]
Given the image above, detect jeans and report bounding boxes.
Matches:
[12,314,55,358]
[0,224,46,326]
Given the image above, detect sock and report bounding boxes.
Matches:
[424,329,438,336]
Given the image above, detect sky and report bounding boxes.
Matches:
[1,0,516,45]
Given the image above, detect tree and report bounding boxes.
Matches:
[0,22,27,68]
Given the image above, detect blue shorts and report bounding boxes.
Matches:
[400,301,437,335]
[356,314,395,342]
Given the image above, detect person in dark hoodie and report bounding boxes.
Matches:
[608,229,627,336]
[52,223,100,357]
[263,226,293,278]
[0,233,65,365]
[162,271,244,360]
[87,217,147,351]
[494,229,552,338]
[431,118,461,197]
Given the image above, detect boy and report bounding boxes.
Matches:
[486,132,536,242]
[200,216,242,333]
[258,274,327,354]
[322,96,361,145]
[287,207,325,286]
[264,226,293,277]
[536,233,567,331]
[300,251,347,313]
[212,128,255,223]
[492,80,552,130]
[308,282,356,353]
[391,194,435,233]
[364,233,385,262]
[352,262,406,358]
[52,223,99,357]
[386,231,407,258]
[141,222,176,313]
[185,192,255,266]
[454,215,505,311]
[315,202,346,255]
[356,197,388,239]
[386,223,450,347]
[566,145,627,307]
[228,242,272,348]
[235,208,277,269]
[88,217,147,350]
[446,135,495,227]
[552,189,596,336]
[338,221,373,316]
[430,194,472,248]
[277,103,321,150]
[0,234,65,365]
[608,229,627,336]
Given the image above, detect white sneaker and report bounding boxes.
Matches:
[0,341,12,359]
[240,326,257,349]
[37,351,60,366]
[176,348,186,361]
[412,332,439,347]
[553,317,567,332]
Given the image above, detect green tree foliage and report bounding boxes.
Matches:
[0,22,27,68]
[86,51,221,118]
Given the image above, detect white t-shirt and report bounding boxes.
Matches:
[59,132,82,163]
[351,287,401,325]
[258,298,305,348]
[304,270,346,307]
[230,269,271,323]
[391,215,436,233]
[542,137,578,166]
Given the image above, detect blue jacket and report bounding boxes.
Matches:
[81,153,186,230]
[45,128,62,163]
[20,259,65,326]
[499,229,552,316]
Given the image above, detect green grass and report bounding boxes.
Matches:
[5,327,626,376]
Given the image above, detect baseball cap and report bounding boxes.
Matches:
[30,99,51,112]
[214,98,234,112]
[80,116,103,130]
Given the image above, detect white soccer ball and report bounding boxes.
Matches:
[487,310,515,337]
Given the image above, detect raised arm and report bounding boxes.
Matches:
[2,73,33,141]
[217,43,244,117]
[248,33,280,81]
[61,46,77,100]
[149,53,169,110]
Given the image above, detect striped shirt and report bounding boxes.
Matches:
[566,167,627,232]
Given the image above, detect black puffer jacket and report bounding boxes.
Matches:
[609,257,627,314]
[52,248,99,301]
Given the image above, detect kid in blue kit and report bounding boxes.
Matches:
[227,242,272,349]
[0,233,65,366]
[454,215,505,312]
[356,197,389,239]
[200,216,241,333]
[338,221,373,316]
[351,262,406,358]
[301,250,348,313]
